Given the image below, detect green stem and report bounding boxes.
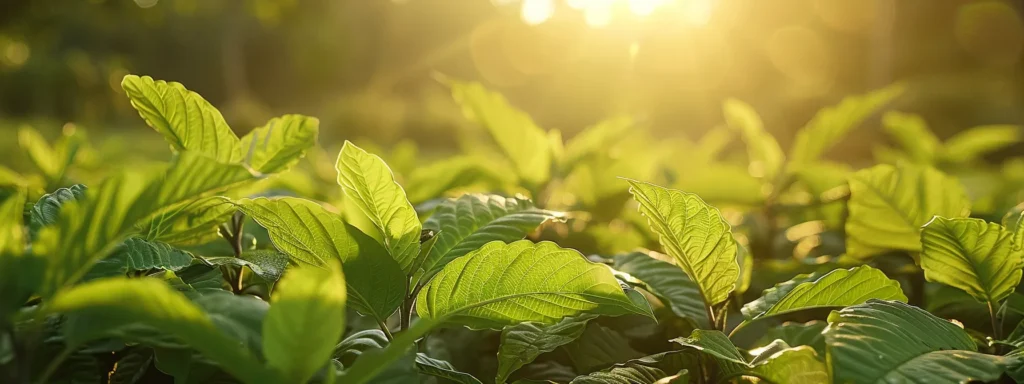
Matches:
[989,301,1002,342]
[35,344,74,384]
[377,320,394,342]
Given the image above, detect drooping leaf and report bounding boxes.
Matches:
[495,315,596,384]
[336,141,421,274]
[722,98,785,180]
[108,348,153,384]
[943,125,1021,164]
[263,261,346,384]
[921,216,1022,304]
[46,278,279,384]
[239,114,319,174]
[233,197,405,323]
[626,179,739,307]
[418,194,562,283]
[825,299,1018,383]
[568,351,698,384]
[415,353,483,384]
[28,184,87,240]
[740,266,907,322]
[137,196,234,247]
[121,75,241,163]
[612,252,708,328]
[845,163,971,260]
[449,80,551,188]
[35,152,259,296]
[416,240,652,329]
[563,323,644,373]
[788,84,904,169]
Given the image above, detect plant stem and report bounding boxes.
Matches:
[35,345,74,384]
[377,320,394,341]
[400,296,414,332]
[989,301,1002,341]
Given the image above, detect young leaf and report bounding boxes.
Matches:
[417,194,562,283]
[920,216,1022,304]
[121,75,242,163]
[416,240,652,329]
[845,164,971,260]
[942,124,1021,164]
[448,81,551,188]
[28,184,87,240]
[825,299,1018,383]
[612,252,709,328]
[35,152,259,296]
[740,266,907,322]
[625,179,739,307]
[722,99,785,180]
[234,197,405,323]
[239,114,319,174]
[46,278,279,384]
[415,353,483,384]
[495,315,596,384]
[336,141,421,274]
[263,261,347,384]
[788,84,904,169]
[568,351,698,384]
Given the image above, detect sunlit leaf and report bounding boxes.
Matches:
[239,114,319,174]
[754,321,826,357]
[920,216,1022,303]
[568,351,698,384]
[943,125,1021,164]
[415,353,482,384]
[416,240,652,329]
[613,251,708,328]
[740,266,907,322]
[723,99,784,180]
[560,115,634,173]
[747,346,827,384]
[405,155,511,204]
[337,318,438,384]
[29,184,87,240]
[202,250,289,282]
[495,315,595,384]
[881,111,941,164]
[137,196,234,247]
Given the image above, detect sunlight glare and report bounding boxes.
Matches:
[521,0,555,25]
[629,0,669,17]
[681,0,713,26]
[584,0,614,27]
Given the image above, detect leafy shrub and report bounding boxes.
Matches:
[0,74,1023,383]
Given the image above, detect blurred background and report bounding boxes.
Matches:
[1,0,1023,162]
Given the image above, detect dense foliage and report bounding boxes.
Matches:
[1,74,1023,383]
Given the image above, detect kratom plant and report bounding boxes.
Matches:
[0,75,1023,384]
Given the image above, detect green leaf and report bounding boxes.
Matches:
[495,315,595,384]
[672,329,746,366]
[416,240,652,329]
[108,348,153,384]
[740,266,907,322]
[263,261,347,384]
[0,190,26,256]
[845,164,971,260]
[121,75,241,163]
[415,353,483,384]
[625,179,739,306]
[418,194,562,283]
[239,114,319,174]
[1008,207,1023,253]
[202,250,289,282]
[337,318,438,384]
[722,98,785,180]
[18,126,61,178]
[755,321,826,357]
[34,152,259,296]
[233,197,405,323]
[881,111,941,164]
[920,216,1022,303]
[563,323,644,373]
[748,346,827,384]
[449,81,551,187]
[568,351,698,384]
[118,237,194,272]
[826,299,1018,383]
[943,125,1021,164]
[788,83,904,169]
[404,155,511,204]
[336,141,421,274]
[29,184,87,241]
[137,196,234,247]
[560,115,634,173]
[334,329,388,367]
[612,252,709,328]
[46,277,279,384]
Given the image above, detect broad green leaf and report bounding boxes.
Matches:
[416,240,652,329]
[740,266,907,322]
[495,315,596,384]
[46,278,279,384]
[613,252,709,328]
[722,98,784,180]
[34,152,258,296]
[336,141,421,274]
[239,114,319,174]
[108,348,153,384]
[121,75,241,163]
[337,318,438,384]
[263,262,346,384]
[626,179,739,306]
[29,184,87,240]
[845,164,971,260]
[920,216,1022,303]
[755,321,826,357]
[334,329,389,367]
[202,250,289,282]
[568,351,698,384]
[564,323,644,373]
[418,194,562,283]
[788,83,903,168]
[747,346,827,384]
[404,155,511,204]
[672,329,746,366]
[234,197,405,323]
[826,299,1017,383]
[881,111,941,164]
[449,81,551,187]
[137,196,234,246]
[943,125,1021,164]
[415,353,483,384]
[108,237,195,273]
